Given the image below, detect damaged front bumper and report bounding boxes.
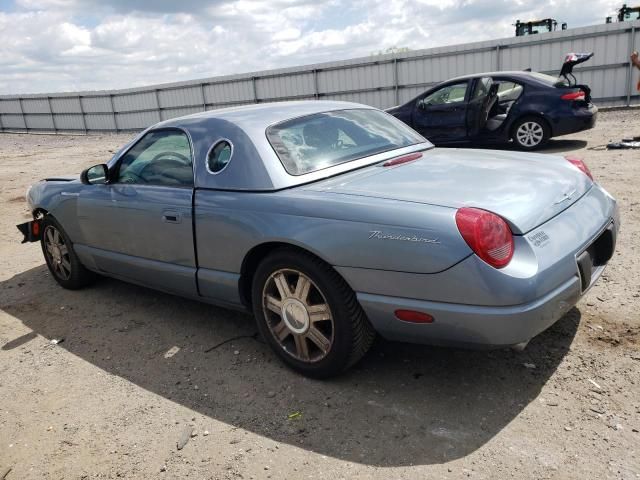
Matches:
[16,219,42,243]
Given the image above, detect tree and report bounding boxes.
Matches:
[371,46,410,57]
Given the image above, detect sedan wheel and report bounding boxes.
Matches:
[252,249,375,378]
[516,122,544,147]
[512,116,550,150]
[262,269,334,363]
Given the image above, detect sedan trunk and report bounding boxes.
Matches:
[307,148,592,234]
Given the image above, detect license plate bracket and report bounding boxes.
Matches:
[576,250,593,291]
[576,222,616,292]
[16,220,42,244]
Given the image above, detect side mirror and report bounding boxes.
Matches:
[80,164,109,185]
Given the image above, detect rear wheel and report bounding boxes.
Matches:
[512,116,550,150]
[41,216,95,290]
[251,249,375,378]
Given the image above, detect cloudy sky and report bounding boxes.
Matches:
[0,0,621,94]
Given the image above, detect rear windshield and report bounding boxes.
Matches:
[529,72,569,87]
[266,109,426,175]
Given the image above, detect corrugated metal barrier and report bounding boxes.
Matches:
[0,20,638,134]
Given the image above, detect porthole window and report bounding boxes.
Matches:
[207,140,233,174]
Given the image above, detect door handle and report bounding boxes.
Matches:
[162,211,182,224]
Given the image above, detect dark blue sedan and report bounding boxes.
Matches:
[386,70,597,150]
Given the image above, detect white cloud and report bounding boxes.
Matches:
[0,0,623,94]
[272,28,302,42]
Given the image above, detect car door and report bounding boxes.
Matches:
[411,81,470,144]
[466,77,496,137]
[76,128,198,297]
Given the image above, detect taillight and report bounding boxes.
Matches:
[455,207,514,269]
[561,90,585,101]
[565,155,593,180]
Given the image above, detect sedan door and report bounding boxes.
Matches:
[465,77,496,137]
[76,129,197,297]
[412,81,470,144]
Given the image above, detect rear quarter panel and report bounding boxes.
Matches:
[509,83,575,137]
[338,183,618,307]
[194,188,472,276]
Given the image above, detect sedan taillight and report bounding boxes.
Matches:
[455,207,514,269]
[561,90,586,101]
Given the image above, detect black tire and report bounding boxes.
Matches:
[251,248,375,378]
[41,215,95,290]
[511,116,550,150]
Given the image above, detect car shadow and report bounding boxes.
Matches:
[0,265,580,467]
[535,139,589,154]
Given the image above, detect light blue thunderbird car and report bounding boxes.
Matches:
[17,101,618,377]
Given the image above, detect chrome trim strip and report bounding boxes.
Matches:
[205,138,234,175]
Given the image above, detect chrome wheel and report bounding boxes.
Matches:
[516,121,544,147]
[262,269,334,363]
[43,225,71,280]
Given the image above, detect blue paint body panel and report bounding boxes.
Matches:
[24,100,619,348]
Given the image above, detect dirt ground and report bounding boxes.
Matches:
[0,110,639,480]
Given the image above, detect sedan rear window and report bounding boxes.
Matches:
[529,72,569,87]
[266,109,426,175]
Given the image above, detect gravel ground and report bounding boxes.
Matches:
[0,109,639,479]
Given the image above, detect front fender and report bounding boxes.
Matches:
[27,180,84,242]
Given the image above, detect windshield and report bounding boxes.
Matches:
[266,109,426,175]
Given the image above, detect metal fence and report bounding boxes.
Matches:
[1,20,638,134]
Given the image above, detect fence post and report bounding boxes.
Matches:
[313,69,319,100]
[496,45,501,71]
[109,94,118,132]
[78,96,88,134]
[393,58,399,105]
[47,96,57,133]
[200,83,207,111]
[0,103,4,132]
[18,97,27,132]
[627,25,636,107]
[252,77,258,103]
[154,89,162,121]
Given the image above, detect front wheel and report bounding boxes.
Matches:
[41,216,95,290]
[512,116,550,150]
[251,249,375,378]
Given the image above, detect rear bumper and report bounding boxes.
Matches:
[550,104,597,137]
[357,273,582,347]
[358,217,617,348]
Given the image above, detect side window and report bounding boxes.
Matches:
[207,141,233,173]
[496,81,524,101]
[421,82,468,107]
[117,130,193,187]
[471,77,492,99]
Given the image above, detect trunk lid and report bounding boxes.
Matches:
[306,148,592,234]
